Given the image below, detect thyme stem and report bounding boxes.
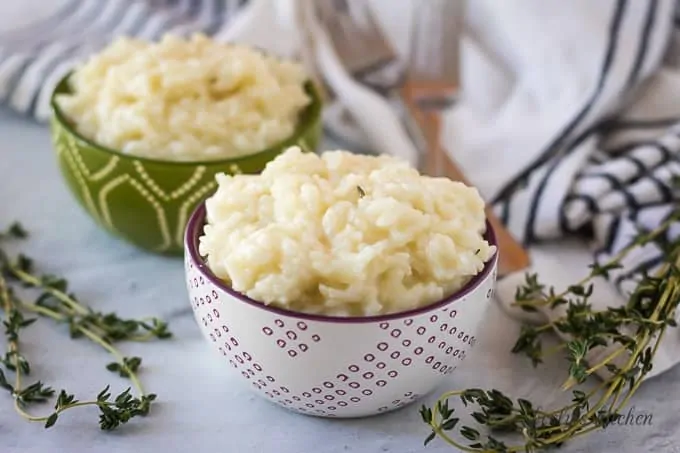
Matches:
[420,203,680,451]
[0,224,170,430]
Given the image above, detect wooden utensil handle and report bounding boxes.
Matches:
[400,92,531,276]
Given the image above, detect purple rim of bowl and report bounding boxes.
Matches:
[185,202,498,324]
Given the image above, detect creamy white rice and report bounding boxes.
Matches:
[56,34,311,162]
[199,147,496,317]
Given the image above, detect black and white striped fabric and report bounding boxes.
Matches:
[455,0,680,378]
[486,0,680,296]
[0,0,248,121]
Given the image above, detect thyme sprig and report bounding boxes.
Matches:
[421,204,680,451]
[0,223,171,430]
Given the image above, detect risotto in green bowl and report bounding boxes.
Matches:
[49,34,323,255]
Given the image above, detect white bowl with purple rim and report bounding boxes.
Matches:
[184,202,499,418]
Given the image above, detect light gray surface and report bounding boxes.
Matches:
[0,107,678,453]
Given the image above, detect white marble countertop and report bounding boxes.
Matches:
[1,107,679,453]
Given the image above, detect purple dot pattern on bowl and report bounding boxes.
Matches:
[261,319,322,358]
[185,253,493,417]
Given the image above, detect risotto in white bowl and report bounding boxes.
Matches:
[198,147,496,317]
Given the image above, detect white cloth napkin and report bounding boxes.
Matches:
[2,0,680,381]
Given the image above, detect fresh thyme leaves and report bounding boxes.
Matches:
[357,185,366,198]
[41,386,157,430]
[0,222,27,240]
[14,380,55,406]
[422,204,680,451]
[0,223,172,431]
[106,357,142,377]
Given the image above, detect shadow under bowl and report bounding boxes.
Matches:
[49,72,323,255]
[183,202,499,418]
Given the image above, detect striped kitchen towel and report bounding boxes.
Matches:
[448,0,680,378]
[0,0,248,122]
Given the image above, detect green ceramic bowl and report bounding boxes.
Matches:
[49,73,323,255]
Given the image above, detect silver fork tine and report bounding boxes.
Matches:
[332,0,349,11]
[314,0,423,163]
[315,0,397,77]
[406,0,464,108]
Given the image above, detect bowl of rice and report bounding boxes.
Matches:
[50,34,322,254]
[184,147,498,418]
